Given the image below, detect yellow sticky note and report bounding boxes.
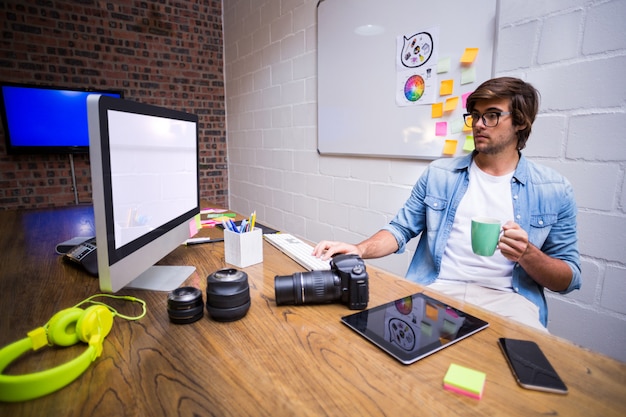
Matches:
[462,118,473,133]
[443,139,458,155]
[443,363,487,399]
[440,79,454,96]
[437,57,451,73]
[431,102,444,118]
[444,96,459,112]
[460,48,479,64]
[463,136,475,152]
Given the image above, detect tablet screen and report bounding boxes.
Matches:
[341,292,489,365]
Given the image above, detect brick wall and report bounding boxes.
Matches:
[0,0,227,209]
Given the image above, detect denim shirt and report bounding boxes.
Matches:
[383,152,581,326]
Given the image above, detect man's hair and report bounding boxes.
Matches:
[466,77,540,150]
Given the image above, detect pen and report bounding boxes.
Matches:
[228,219,239,233]
[183,237,224,245]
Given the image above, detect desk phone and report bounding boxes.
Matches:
[63,237,98,276]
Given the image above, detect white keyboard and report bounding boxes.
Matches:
[264,233,331,271]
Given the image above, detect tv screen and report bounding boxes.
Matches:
[0,82,123,154]
[87,95,200,292]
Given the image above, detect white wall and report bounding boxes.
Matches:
[223,0,626,363]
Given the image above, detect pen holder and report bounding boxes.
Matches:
[224,227,263,268]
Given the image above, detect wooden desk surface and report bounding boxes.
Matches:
[0,205,625,416]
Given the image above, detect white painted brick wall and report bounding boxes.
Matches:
[224,0,626,362]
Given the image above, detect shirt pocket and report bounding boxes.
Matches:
[424,195,448,232]
[529,213,557,246]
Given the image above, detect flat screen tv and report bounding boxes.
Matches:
[87,95,200,292]
[0,82,123,154]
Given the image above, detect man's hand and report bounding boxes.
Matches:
[312,241,360,261]
[498,221,529,262]
[499,221,572,292]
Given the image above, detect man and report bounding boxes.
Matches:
[313,77,581,331]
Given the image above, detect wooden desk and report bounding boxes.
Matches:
[0,206,625,416]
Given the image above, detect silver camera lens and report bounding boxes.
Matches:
[167,286,204,324]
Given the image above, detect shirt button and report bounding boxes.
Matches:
[513,195,518,200]
[516,214,521,220]
[539,220,544,225]
[434,202,438,207]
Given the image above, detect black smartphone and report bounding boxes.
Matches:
[498,338,568,394]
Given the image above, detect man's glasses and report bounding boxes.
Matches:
[463,111,511,127]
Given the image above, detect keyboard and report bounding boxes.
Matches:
[264,233,331,271]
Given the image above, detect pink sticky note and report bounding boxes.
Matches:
[189,215,199,237]
[462,91,473,109]
[435,122,447,136]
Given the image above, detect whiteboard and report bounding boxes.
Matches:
[317,0,499,159]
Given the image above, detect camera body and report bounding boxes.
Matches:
[274,254,369,310]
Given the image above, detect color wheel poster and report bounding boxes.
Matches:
[396,27,439,107]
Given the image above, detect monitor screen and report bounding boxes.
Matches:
[0,82,123,154]
[87,95,200,292]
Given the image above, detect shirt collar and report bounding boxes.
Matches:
[462,151,528,185]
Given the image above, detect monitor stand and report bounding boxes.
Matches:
[125,265,196,291]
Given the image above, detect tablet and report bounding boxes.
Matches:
[341,292,489,365]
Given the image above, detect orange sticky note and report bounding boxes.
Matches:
[462,120,473,133]
[431,102,444,118]
[443,139,458,155]
[440,79,454,96]
[460,48,479,64]
[444,96,459,112]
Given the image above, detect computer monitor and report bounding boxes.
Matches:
[87,95,200,292]
[0,82,123,154]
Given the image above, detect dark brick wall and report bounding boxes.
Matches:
[0,0,227,210]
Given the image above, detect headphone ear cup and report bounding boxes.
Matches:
[47,308,85,347]
[75,305,114,344]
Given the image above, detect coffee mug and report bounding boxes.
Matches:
[471,217,502,256]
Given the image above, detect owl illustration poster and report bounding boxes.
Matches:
[396,27,439,106]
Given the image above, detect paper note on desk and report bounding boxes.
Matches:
[443,363,486,399]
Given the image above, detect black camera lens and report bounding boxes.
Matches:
[167,286,204,324]
[206,268,251,321]
[274,254,369,310]
[275,271,341,306]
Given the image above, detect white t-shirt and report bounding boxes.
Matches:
[437,161,515,291]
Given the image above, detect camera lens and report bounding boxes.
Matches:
[206,268,251,321]
[275,270,341,306]
[167,286,204,324]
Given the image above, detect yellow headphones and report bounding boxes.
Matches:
[0,294,146,402]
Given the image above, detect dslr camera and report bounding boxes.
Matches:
[274,254,369,310]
